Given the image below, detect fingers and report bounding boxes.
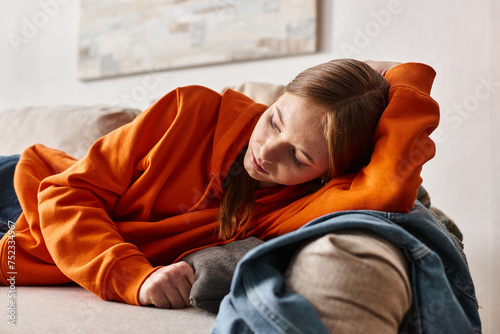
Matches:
[181,260,196,286]
[165,262,193,308]
[138,262,195,309]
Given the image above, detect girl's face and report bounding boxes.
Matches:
[244,93,330,188]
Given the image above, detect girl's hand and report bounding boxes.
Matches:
[365,60,402,76]
[138,261,195,308]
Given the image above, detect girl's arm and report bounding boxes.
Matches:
[261,62,440,236]
[350,61,440,212]
[37,87,220,306]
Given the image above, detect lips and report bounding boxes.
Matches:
[251,152,269,174]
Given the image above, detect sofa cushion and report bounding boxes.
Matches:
[0,105,141,159]
[0,285,216,333]
[224,81,284,106]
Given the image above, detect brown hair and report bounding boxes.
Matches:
[285,58,389,178]
[217,58,389,240]
[217,151,258,240]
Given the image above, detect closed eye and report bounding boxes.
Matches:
[268,115,280,132]
[269,114,309,168]
[290,149,307,168]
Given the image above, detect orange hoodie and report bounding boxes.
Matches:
[0,63,439,306]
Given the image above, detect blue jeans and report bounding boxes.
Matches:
[0,155,22,238]
[212,202,481,334]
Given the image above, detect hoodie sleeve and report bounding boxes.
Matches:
[36,87,221,305]
[260,63,440,237]
[345,62,440,211]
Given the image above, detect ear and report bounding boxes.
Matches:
[321,176,330,186]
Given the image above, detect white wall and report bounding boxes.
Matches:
[1,0,498,332]
[489,1,500,331]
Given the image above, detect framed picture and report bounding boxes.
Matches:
[78,0,317,80]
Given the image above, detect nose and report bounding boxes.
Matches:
[260,138,284,164]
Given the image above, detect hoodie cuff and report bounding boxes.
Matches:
[103,254,160,306]
[385,63,437,95]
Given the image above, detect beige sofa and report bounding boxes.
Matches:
[0,83,468,333]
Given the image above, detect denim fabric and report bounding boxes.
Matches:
[0,155,22,238]
[212,201,481,334]
[380,204,480,332]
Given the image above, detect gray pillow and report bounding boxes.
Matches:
[181,237,263,313]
